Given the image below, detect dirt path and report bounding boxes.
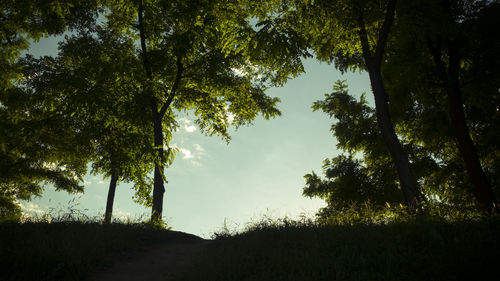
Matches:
[87,232,211,281]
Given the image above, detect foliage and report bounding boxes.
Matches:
[105,0,285,138]
[304,81,402,213]
[260,0,427,207]
[22,25,165,208]
[99,0,305,220]
[300,0,500,213]
[0,0,102,221]
[3,0,305,220]
[382,0,500,205]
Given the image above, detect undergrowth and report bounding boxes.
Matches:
[0,208,175,281]
[185,203,500,281]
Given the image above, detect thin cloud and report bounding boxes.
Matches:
[114,208,133,221]
[179,148,194,159]
[20,202,46,216]
[184,124,196,133]
[193,143,204,152]
[178,117,196,133]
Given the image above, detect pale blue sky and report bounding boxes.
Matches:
[22,36,372,237]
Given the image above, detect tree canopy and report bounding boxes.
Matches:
[1,0,498,222]
[0,0,101,221]
[303,0,499,215]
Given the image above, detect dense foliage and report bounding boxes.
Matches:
[301,0,499,215]
[1,0,303,222]
[1,0,498,221]
[0,0,101,221]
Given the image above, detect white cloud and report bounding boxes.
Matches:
[114,209,133,221]
[184,124,196,133]
[179,147,194,159]
[20,202,46,216]
[178,117,197,133]
[172,143,205,165]
[178,117,192,124]
[193,143,204,152]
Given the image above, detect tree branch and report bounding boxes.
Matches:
[138,0,152,80]
[427,36,448,83]
[159,56,183,118]
[356,13,373,63]
[374,0,397,64]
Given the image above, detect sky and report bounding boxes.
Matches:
[21,36,372,238]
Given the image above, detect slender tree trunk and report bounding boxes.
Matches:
[356,0,423,209]
[151,110,165,222]
[104,171,119,224]
[138,2,166,222]
[366,64,424,209]
[428,0,497,211]
[444,43,497,212]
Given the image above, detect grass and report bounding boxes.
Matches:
[183,216,500,281]
[0,218,180,281]
[2,205,499,281]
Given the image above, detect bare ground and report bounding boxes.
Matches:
[86,231,210,281]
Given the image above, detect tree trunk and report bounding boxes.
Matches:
[366,64,424,209]
[356,0,424,209]
[104,172,119,224]
[445,43,497,212]
[138,2,166,222]
[151,110,165,222]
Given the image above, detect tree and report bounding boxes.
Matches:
[0,0,101,220]
[22,26,164,223]
[424,0,497,212]
[304,82,404,216]
[100,0,301,222]
[381,0,500,211]
[271,0,425,209]
[304,0,500,214]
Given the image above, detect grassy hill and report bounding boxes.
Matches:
[0,219,199,281]
[1,215,499,281]
[185,218,500,281]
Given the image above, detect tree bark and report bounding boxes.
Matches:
[138,2,165,222]
[366,63,424,209]
[444,43,496,212]
[427,0,497,212]
[356,0,424,209]
[151,109,165,222]
[104,171,119,224]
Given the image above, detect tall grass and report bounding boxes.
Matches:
[0,210,177,281]
[184,205,500,281]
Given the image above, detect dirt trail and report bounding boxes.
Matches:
[87,232,210,281]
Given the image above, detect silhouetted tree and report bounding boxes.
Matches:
[0,0,101,220]
[256,0,424,209]
[100,0,302,223]
[304,82,403,215]
[23,27,160,223]
[304,0,500,214]
[382,0,500,211]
